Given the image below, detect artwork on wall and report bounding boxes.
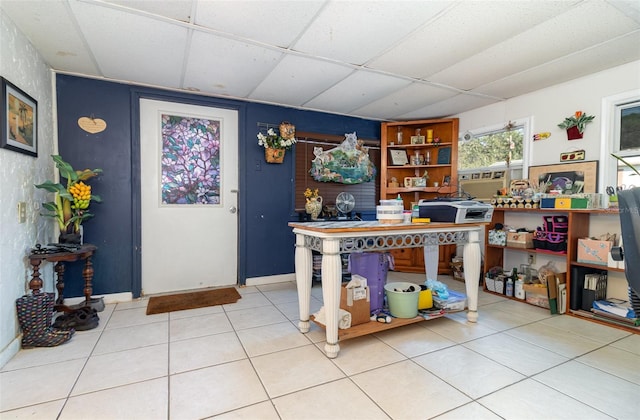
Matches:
[1,77,37,157]
[309,132,376,184]
[160,113,221,205]
[528,161,598,194]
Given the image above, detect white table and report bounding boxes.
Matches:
[289,220,485,358]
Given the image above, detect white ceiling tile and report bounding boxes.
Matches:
[351,83,458,120]
[430,0,640,90]
[249,55,353,106]
[370,0,575,79]
[398,94,500,120]
[183,31,283,97]
[194,0,325,48]
[0,0,99,74]
[69,1,188,87]
[304,71,411,114]
[104,0,194,22]
[293,1,450,65]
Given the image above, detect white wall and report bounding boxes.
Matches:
[455,61,640,301]
[0,11,55,367]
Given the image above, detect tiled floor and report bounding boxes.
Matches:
[2,272,639,419]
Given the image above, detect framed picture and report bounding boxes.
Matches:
[1,77,37,157]
[471,173,481,180]
[442,175,451,186]
[389,149,408,165]
[528,161,598,194]
[482,171,492,179]
[411,135,425,145]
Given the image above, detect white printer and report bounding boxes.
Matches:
[418,199,494,224]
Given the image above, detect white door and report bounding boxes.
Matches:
[140,99,238,295]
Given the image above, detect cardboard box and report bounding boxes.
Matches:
[506,232,533,248]
[340,285,371,326]
[577,238,613,266]
[524,283,549,308]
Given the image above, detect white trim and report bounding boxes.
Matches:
[0,337,22,370]
[63,292,133,305]
[600,89,640,192]
[245,273,296,286]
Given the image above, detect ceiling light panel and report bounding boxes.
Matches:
[194,0,325,48]
[304,71,411,114]
[249,55,353,106]
[293,1,447,65]
[184,31,283,98]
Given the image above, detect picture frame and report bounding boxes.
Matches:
[442,175,451,186]
[411,135,425,145]
[528,161,598,194]
[389,149,409,165]
[1,77,37,157]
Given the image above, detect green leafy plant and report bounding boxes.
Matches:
[557,110,595,133]
[257,128,297,150]
[35,155,103,234]
[611,153,640,178]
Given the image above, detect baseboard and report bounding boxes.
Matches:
[245,273,295,286]
[63,292,133,306]
[0,337,22,370]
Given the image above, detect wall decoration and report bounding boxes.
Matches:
[533,132,551,141]
[560,149,585,162]
[389,149,408,165]
[558,110,595,140]
[1,77,37,157]
[528,161,598,194]
[309,132,376,184]
[78,116,107,134]
[161,113,221,205]
[437,146,451,164]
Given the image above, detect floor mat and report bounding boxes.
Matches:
[146,287,241,315]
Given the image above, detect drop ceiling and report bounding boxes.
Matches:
[2,0,640,120]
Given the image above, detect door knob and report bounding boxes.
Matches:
[229,206,237,214]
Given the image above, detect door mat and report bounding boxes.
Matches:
[146,287,241,315]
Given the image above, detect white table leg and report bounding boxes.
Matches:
[321,238,342,358]
[423,244,439,281]
[463,229,481,323]
[294,233,312,333]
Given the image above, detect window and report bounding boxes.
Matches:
[458,118,530,177]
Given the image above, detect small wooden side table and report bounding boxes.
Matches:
[28,244,97,311]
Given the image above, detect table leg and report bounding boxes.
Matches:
[463,229,481,323]
[54,262,66,305]
[321,238,342,358]
[28,258,43,294]
[294,233,312,333]
[82,256,94,304]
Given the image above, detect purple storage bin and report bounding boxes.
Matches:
[348,252,394,313]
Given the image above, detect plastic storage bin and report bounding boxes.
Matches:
[349,252,392,313]
[384,282,420,318]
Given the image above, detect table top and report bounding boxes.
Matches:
[289,220,486,234]
[28,244,97,262]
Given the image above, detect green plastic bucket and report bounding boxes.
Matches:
[384,282,420,318]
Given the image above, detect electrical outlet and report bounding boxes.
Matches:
[527,252,536,265]
[17,201,26,224]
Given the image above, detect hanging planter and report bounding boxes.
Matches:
[264,147,285,164]
[558,110,594,140]
[566,126,583,140]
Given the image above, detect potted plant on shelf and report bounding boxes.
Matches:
[557,110,595,140]
[35,155,103,244]
[257,124,297,164]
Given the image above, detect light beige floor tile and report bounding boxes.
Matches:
[478,291,509,306]
[114,298,148,311]
[105,307,167,329]
[296,320,329,344]
[1,331,99,371]
[274,298,323,321]
[534,360,640,419]
[432,402,502,419]
[226,305,289,330]
[236,322,311,357]
[414,345,525,398]
[169,312,232,342]
[463,332,568,376]
[487,299,553,321]
[538,314,631,343]
[0,359,85,411]
[60,377,167,420]
[464,304,535,331]
[260,286,300,305]
[236,285,260,295]
[273,378,390,420]
[93,321,167,355]
[577,345,640,385]
[170,331,246,374]
[310,284,324,301]
[326,335,406,376]
[0,399,65,419]
[611,333,640,356]
[424,316,498,343]
[222,293,273,312]
[252,344,344,397]
[89,304,116,332]
[71,344,168,396]
[478,378,613,419]
[212,401,280,419]
[374,323,456,358]
[170,359,268,419]
[505,322,603,358]
[352,360,471,419]
[168,304,224,320]
[256,281,296,293]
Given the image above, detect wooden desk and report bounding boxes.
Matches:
[28,244,97,310]
[289,221,485,358]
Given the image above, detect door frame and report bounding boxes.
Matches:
[130,90,247,297]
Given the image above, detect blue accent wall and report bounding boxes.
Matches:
[56,74,380,297]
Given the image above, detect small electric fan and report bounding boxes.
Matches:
[335,192,355,219]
